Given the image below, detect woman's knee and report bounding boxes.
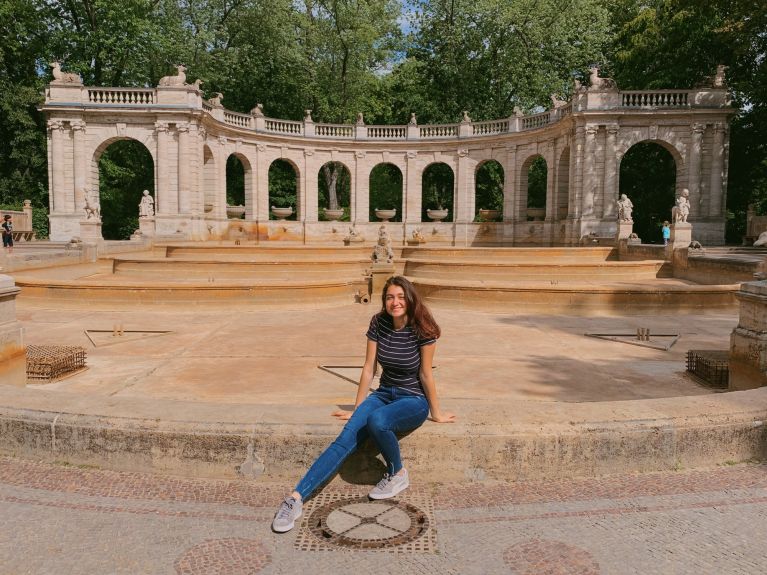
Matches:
[366,410,390,435]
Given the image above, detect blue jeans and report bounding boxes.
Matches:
[294,386,429,500]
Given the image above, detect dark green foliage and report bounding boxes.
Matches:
[421,162,454,221]
[619,142,676,244]
[98,140,154,240]
[268,160,297,219]
[527,157,547,209]
[369,164,402,222]
[226,155,245,206]
[475,161,504,216]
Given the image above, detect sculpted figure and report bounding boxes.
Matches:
[356,112,365,126]
[158,64,187,87]
[83,191,100,220]
[409,113,417,126]
[754,231,767,248]
[372,225,394,264]
[50,62,82,84]
[672,189,691,223]
[616,194,634,222]
[139,190,155,218]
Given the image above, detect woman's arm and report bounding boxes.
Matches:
[419,343,456,423]
[332,338,377,420]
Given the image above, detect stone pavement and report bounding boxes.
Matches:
[2,456,767,575]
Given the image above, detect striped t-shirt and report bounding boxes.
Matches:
[365,313,436,396]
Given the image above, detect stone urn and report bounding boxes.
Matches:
[324,208,344,221]
[375,208,396,222]
[526,208,545,221]
[271,206,293,220]
[226,205,246,219]
[479,209,500,221]
[426,208,449,222]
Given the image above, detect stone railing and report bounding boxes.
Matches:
[224,110,253,129]
[315,123,355,138]
[87,88,156,105]
[621,90,689,108]
[472,119,509,136]
[366,126,407,140]
[521,110,552,131]
[264,119,303,135]
[420,124,459,138]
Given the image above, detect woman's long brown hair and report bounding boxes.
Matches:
[379,276,441,339]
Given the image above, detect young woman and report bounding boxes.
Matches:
[1,215,13,254]
[272,275,455,533]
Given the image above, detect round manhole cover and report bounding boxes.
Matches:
[307,496,429,549]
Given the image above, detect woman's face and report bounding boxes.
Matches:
[385,284,408,321]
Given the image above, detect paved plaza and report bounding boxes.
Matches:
[1,455,766,574]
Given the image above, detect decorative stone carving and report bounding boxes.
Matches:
[372,225,394,264]
[672,189,691,223]
[355,151,366,159]
[139,190,155,218]
[304,148,314,157]
[588,66,617,91]
[47,120,64,132]
[83,190,100,220]
[250,103,265,117]
[208,92,224,108]
[457,149,469,158]
[158,65,187,87]
[406,151,417,159]
[176,122,190,133]
[218,136,228,146]
[512,106,524,117]
[410,227,426,244]
[649,124,658,140]
[356,112,365,126]
[70,120,86,132]
[616,194,634,222]
[304,110,313,122]
[154,121,169,133]
[461,111,472,123]
[714,64,728,88]
[754,231,767,248]
[256,143,266,152]
[409,113,417,126]
[192,79,204,90]
[344,225,364,244]
[692,122,706,134]
[550,95,567,108]
[50,62,82,84]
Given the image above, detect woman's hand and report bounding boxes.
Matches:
[429,411,456,423]
[331,409,353,420]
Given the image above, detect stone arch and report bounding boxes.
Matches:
[91,136,155,239]
[519,154,547,221]
[619,140,678,243]
[475,159,504,220]
[268,158,300,220]
[616,136,685,183]
[369,162,403,222]
[556,146,571,220]
[318,160,351,219]
[421,161,455,222]
[225,152,251,219]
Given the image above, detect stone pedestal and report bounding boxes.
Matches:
[79,219,103,242]
[139,216,156,237]
[0,275,25,386]
[729,280,767,390]
[616,220,633,240]
[669,222,692,248]
[370,263,395,300]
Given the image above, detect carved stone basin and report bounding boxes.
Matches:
[324,208,344,221]
[426,209,449,222]
[271,206,293,220]
[226,205,245,219]
[479,209,500,221]
[375,209,396,222]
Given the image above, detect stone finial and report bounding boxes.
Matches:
[49,61,82,84]
[158,64,187,87]
[208,92,224,108]
[356,112,365,126]
[250,103,265,117]
[304,109,313,122]
[409,112,417,126]
[512,106,524,117]
[461,111,472,123]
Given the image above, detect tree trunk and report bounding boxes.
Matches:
[322,163,340,210]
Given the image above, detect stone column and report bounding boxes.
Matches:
[303,149,318,222]
[545,143,556,221]
[503,145,517,222]
[256,144,270,221]
[214,136,227,219]
[48,120,66,213]
[602,124,620,219]
[404,151,421,222]
[177,122,190,214]
[71,120,87,212]
[454,149,471,223]
[155,122,171,214]
[353,152,370,224]
[0,275,25,387]
[571,126,584,220]
[581,125,598,218]
[687,122,705,217]
[729,280,767,390]
[708,122,725,217]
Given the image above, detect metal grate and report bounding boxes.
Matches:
[26,345,87,383]
[686,349,729,389]
[294,490,437,553]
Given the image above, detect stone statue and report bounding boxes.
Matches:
[50,62,82,84]
[83,191,100,220]
[356,112,365,126]
[754,231,767,248]
[250,103,264,117]
[208,92,224,108]
[372,225,394,264]
[672,189,691,223]
[344,225,363,244]
[158,64,187,87]
[461,111,472,123]
[713,64,728,88]
[139,190,155,218]
[588,66,617,91]
[411,228,425,244]
[304,109,313,122]
[409,113,417,126]
[550,94,568,108]
[616,194,634,222]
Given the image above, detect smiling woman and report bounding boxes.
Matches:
[271,275,455,534]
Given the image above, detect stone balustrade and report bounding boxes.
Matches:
[87,88,156,105]
[621,90,690,108]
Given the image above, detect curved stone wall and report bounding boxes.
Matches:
[42,71,735,245]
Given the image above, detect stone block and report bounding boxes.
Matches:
[0,275,25,387]
[729,281,767,390]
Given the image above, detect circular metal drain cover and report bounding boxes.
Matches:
[307,496,429,550]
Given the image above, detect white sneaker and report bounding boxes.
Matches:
[272,496,302,533]
[369,469,409,499]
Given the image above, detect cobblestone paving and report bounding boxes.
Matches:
[1,457,767,574]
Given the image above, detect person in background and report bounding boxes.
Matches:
[662,221,671,246]
[1,215,13,254]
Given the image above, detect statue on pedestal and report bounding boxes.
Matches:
[83,190,100,220]
[672,189,691,223]
[616,194,634,222]
[138,190,155,218]
[372,225,394,264]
